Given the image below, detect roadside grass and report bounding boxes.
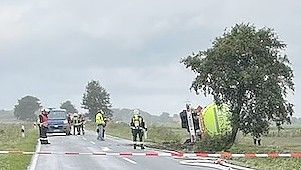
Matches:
[0,123,38,170]
[229,134,301,170]
[86,121,187,144]
[231,158,301,170]
[95,121,301,170]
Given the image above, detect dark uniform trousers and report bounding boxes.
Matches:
[132,128,144,147]
[40,126,48,144]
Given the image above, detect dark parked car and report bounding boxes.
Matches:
[47,109,70,135]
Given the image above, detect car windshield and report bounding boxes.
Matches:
[48,111,66,119]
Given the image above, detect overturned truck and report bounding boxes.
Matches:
[180,103,232,143]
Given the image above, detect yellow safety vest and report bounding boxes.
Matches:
[73,116,80,126]
[132,115,143,127]
[96,113,105,125]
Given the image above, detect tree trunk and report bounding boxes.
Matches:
[227,124,239,148]
[227,92,244,148]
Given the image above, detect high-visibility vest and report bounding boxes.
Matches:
[132,115,143,128]
[73,116,79,125]
[95,113,105,125]
[40,114,48,127]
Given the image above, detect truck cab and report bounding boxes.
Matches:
[47,108,70,135]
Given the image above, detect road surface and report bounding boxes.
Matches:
[33,131,218,170]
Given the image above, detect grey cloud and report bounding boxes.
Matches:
[0,0,300,116]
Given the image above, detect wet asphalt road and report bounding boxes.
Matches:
[34,131,218,170]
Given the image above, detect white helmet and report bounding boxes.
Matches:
[98,110,104,115]
[133,109,140,115]
[73,113,79,117]
[41,108,50,113]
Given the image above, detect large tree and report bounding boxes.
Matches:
[14,96,41,121]
[182,23,294,146]
[60,100,77,113]
[82,80,112,119]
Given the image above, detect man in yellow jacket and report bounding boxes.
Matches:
[95,110,105,141]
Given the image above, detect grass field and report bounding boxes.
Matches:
[0,123,38,170]
[230,134,301,170]
[91,121,301,170]
[86,121,188,144]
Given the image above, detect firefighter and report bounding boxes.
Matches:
[39,109,50,144]
[79,113,85,135]
[253,134,262,146]
[66,113,72,135]
[96,110,105,141]
[130,109,146,149]
[102,116,109,139]
[72,113,80,135]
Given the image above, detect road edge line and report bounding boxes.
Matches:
[27,140,41,170]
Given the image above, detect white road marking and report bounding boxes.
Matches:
[101,147,112,151]
[90,141,96,145]
[28,140,41,170]
[122,157,137,165]
[82,137,87,141]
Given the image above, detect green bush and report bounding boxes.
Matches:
[194,134,232,152]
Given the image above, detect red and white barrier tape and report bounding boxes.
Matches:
[0,151,301,158]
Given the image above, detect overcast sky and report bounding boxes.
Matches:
[0,0,300,117]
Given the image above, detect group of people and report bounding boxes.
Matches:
[68,113,85,135]
[38,108,148,149]
[95,109,147,149]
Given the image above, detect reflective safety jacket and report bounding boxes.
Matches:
[95,113,105,125]
[39,114,48,127]
[72,116,80,126]
[131,115,145,129]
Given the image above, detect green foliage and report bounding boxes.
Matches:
[195,134,232,152]
[158,112,173,122]
[82,80,112,119]
[60,100,77,113]
[13,96,41,121]
[182,23,294,146]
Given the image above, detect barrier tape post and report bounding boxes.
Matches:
[21,125,25,138]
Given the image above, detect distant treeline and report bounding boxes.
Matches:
[291,117,301,125]
[0,110,15,122]
[111,108,179,125]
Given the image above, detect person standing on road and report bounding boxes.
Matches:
[130,109,146,149]
[102,116,109,139]
[72,113,80,135]
[95,110,106,141]
[66,113,72,135]
[79,113,85,135]
[39,109,50,144]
